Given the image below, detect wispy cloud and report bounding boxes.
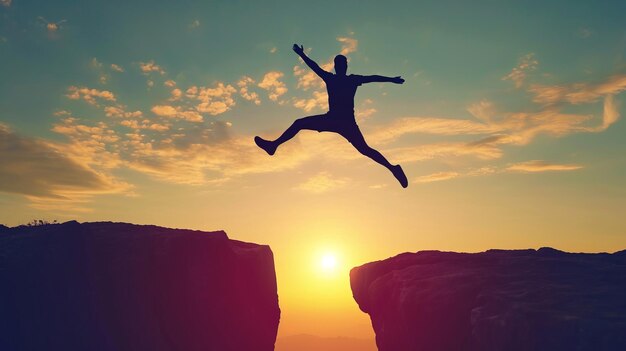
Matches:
[368,116,502,144]
[0,0,11,7]
[529,74,626,105]
[414,171,461,183]
[367,85,620,161]
[110,64,124,72]
[294,171,349,193]
[502,53,538,88]
[507,160,583,172]
[0,123,131,210]
[90,58,122,84]
[337,36,358,55]
[414,160,580,185]
[387,142,503,163]
[293,91,327,112]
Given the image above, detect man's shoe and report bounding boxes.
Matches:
[392,164,408,188]
[254,136,277,156]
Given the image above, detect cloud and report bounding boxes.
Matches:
[387,142,503,163]
[169,88,183,101]
[0,124,130,208]
[90,59,127,84]
[368,116,502,144]
[293,61,333,91]
[90,58,114,84]
[270,47,277,54]
[1,0,11,7]
[368,85,620,161]
[139,60,166,75]
[414,171,461,183]
[38,17,67,34]
[122,130,310,185]
[164,80,176,87]
[151,105,178,117]
[355,99,376,122]
[151,105,203,122]
[529,74,626,105]
[186,82,237,115]
[294,171,349,193]
[90,58,103,69]
[507,160,583,172]
[258,71,288,101]
[598,95,620,130]
[237,76,261,105]
[119,119,169,131]
[293,91,327,112]
[104,106,143,119]
[66,86,116,106]
[337,37,358,55]
[413,161,579,185]
[502,53,538,88]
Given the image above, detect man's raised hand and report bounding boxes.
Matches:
[292,44,304,56]
[392,76,405,84]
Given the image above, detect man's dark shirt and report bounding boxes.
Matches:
[321,73,366,119]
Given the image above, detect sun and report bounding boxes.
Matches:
[317,252,341,277]
[320,253,338,271]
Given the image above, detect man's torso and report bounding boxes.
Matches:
[324,74,363,118]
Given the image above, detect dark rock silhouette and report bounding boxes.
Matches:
[0,221,280,351]
[350,248,626,351]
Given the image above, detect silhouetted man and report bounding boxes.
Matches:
[255,44,408,188]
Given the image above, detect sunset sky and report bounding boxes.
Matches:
[1,0,626,343]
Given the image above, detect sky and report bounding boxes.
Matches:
[1,0,626,344]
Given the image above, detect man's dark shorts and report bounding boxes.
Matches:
[304,112,364,144]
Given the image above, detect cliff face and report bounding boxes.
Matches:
[0,221,280,351]
[350,248,626,351]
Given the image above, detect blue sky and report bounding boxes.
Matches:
[1,0,626,339]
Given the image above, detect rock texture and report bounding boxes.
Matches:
[0,221,280,351]
[350,248,626,351]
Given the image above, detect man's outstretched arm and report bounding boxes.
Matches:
[293,44,331,79]
[360,75,405,84]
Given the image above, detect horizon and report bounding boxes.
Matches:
[1,0,626,346]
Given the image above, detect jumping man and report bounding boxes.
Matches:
[255,44,408,188]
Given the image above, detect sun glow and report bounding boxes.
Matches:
[320,253,338,271]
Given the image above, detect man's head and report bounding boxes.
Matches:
[334,55,347,75]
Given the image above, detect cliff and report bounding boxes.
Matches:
[0,221,280,351]
[350,248,626,351]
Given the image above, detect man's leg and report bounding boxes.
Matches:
[255,114,328,155]
[343,126,409,188]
